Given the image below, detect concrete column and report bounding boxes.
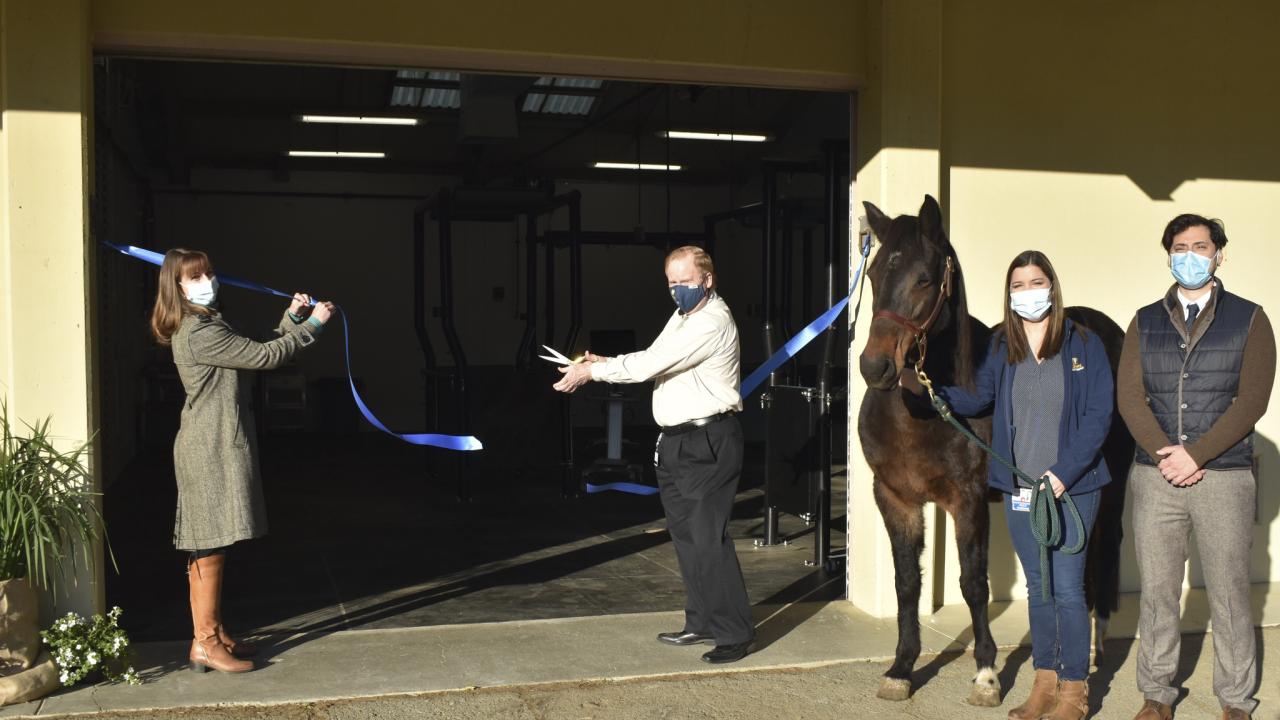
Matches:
[847,0,944,618]
[0,0,102,616]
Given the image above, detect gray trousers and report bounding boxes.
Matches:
[1131,463,1258,713]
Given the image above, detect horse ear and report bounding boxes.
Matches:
[918,195,944,241]
[863,201,892,243]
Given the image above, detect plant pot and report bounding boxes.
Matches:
[0,578,39,671]
[0,578,60,706]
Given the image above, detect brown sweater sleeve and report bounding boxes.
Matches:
[1117,316,1172,459]
[1186,307,1277,466]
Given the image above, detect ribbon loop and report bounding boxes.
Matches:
[102,242,482,452]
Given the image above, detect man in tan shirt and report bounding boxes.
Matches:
[1118,214,1275,720]
[554,246,753,663]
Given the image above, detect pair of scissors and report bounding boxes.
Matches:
[539,344,583,365]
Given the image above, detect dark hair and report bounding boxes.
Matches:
[1161,214,1228,252]
[1001,250,1066,365]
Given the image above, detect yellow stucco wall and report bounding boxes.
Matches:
[850,0,1280,614]
[0,0,102,616]
[90,0,865,90]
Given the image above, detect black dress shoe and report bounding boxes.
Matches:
[701,641,754,664]
[657,630,715,646]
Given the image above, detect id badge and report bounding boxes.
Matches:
[653,433,663,467]
[1011,488,1032,513]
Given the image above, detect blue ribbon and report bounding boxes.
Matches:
[739,237,872,399]
[589,237,872,495]
[102,242,483,452]
[584,481,659,496]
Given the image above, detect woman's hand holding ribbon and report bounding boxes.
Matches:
[310,301,335,325]
[288,293,313,316]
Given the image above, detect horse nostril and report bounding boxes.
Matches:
[859,354,895,387]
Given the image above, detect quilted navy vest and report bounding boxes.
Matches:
[1135,282,1257,469]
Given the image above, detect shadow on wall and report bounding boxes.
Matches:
[1255,434,1279,611]
[866,2,1280,200]
[991,431,1278,623]
[1184,432,1277,620]
[987,498,1021,611]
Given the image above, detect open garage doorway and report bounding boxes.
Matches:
[93,57,853,642]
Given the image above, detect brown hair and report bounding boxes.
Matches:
[664,245,716,285]
[1001,250,1066,365]
[150,248,215,345]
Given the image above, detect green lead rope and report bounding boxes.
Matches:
[924,392,1086,601]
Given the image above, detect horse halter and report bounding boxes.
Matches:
[872,255,955,346]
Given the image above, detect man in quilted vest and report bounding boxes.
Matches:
[1118,214,1276,720]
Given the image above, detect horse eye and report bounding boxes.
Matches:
[916,273,932,287]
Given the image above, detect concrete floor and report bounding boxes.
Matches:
[3,592,1278,719]
[104,432,845,642]
[47,425,1274,718]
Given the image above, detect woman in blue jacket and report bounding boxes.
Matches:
[904,250,1114,720]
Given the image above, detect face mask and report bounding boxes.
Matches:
[1009,287,1051,321]
[670,282,707,314]
[1170,251,1215,290]
[185,277,219,306]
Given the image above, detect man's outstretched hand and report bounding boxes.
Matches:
[554,362,594,393]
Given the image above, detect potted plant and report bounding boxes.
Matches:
[0,401,124,704]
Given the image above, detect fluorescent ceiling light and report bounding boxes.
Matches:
[298,114,420,126]
[287,151,387,159]
[663,130,769,143]
[593,162,682,171]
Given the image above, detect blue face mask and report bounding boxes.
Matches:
[670,282,707,314]
[185,277,219,306]
[1009,287,1052,321]
[1170,251,1215,290]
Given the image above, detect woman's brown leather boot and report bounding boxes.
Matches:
[217,625,257,659]
[1041,678,1088,720]
[1008,669,1058,720]
[211,560,257,658]
[188,555,253,673]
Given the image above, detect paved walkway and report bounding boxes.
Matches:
[3,585,1278,719]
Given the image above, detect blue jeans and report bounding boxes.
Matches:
[1005,488,1100,681]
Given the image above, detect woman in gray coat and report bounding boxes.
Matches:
[150,248,333,674]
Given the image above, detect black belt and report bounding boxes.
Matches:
[660,411,736,436]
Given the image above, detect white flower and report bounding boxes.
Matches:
[86,652,99,666]
[59,672,69,684]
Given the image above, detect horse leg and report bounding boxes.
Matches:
[874,480,925,701]
[951,493,1001,707]
[1089,467,1128,667]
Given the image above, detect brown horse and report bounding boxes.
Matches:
[857,195,1133,705]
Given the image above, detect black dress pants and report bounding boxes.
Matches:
[656,415,754,645]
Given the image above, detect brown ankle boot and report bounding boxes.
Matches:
[1007,669,1058,720]
[1041,678,1088,720]
[188,555,253,674]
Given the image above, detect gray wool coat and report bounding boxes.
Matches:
[169,310,320,550]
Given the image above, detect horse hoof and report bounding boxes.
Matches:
[877,677,912,701]
[967,667,1001,707]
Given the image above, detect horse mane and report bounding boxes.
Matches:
[944,243,977,391]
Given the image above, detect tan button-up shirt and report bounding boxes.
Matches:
[589,295,743,427]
